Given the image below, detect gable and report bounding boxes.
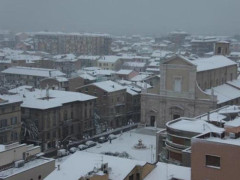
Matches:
[162,56,195,67]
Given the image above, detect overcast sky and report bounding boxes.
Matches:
[0,0,239,36]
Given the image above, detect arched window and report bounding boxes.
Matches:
[217,47,222,54]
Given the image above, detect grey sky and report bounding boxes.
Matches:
[0,0,239,36]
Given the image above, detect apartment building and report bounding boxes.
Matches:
[2,86,96,151]
[156,105,240,167]
[191,128,240,180]
[0,96,22,145]
[33,32,112,55]
[2,66,66,87]
[0,142,55,180]
[191,37,217,56]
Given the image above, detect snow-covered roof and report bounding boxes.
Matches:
[230,52,240,57]
[92,80,126,92]
[205,84,240,104]
[45,151,146,180]
[55,76,68,82]
[146,68,160,72]
[0,157,54,179]
[117,79,132,85]
[83,67,101,71]
[34,31,110,37]
[144,162,191,180]
[126,87,138,95]
[192,56,237,72]
[151,50,173,58]
[53,54,77,61]
[225,117,240,127]
[2,66,66,78]
[205,137,240,146]
[227,79,240,89]
[78,55,100,60]
[91,69,115,76]
[148,61,160,67]
[218,105,240,114]
[130,74,150,82]
[5,86,96,110]
[168,118,224,134]
[123,62,146,67]
[0,145,5,152]
[98,56,121,63]
[0,96,22,106]
[115,69,133,75]
[78,73,96,81]
[197,112,226,123]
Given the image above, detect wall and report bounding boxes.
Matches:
[191,138,240,180]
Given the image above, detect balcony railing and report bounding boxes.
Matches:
[0,124,20,132]
[62,119,73,126]
[165,139,188,151]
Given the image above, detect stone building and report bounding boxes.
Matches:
[214,41,230,56]
[141,55,219,128]
[0,96,22,145]
[3,86,96,151]
[77,81,128,132]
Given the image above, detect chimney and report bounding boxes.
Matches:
[58,164,60,171]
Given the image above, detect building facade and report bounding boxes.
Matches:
[33,32,112,55]
[3,86,96,151]
[0,97,22,145]
[77,81,128,132]
[141,55,217,128]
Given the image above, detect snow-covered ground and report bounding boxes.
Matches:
[84,127,159,163]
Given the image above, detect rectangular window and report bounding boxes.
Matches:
[0,119,8,128]
[174,77,182,92]
[11,117,17,125]
[129,174,134,180]
[206,155,220,168]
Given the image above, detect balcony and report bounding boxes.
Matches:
[165,139,188,151]
[0,124,20,132]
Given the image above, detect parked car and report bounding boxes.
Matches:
[85,140,97,147]
[108,134,117,140]
[98,136,108,143]
[78,144,88,151]
[57,149,69,157]
[69,147,78,153]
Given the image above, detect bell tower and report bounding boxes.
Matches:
[214,41,230,56]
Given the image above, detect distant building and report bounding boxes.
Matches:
[191,37,217,56]
[114,69,138,80]
[214,41,230,56]
[2,66,66,87]
[33,32,112,55]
